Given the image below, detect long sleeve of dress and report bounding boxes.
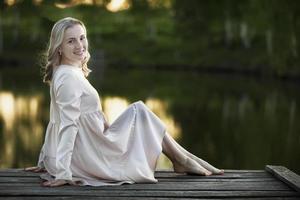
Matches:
[54,72,83,181]
[37,144,45,168]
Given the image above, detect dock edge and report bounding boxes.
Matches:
[265,165,300,193]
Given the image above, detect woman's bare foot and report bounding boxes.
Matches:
[168,135,224,175]
[187,155,224,175]
[162,132,223,175]
[173,156,212,176]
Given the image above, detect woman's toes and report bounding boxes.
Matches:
[204,171,213,176]
[173,157,216,176]
[186,158,211,176]
[212,169,224,175]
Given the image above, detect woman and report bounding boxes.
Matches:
[25,17,224,187]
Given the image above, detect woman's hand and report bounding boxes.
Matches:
[42,179,78,187]
[24,166,46,173]
[42,179,67,187]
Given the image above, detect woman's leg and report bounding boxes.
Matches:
[165,132,224,175]
[162,132,212,176]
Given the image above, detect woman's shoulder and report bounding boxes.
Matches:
[54,64,82,74]
[53,65,82,78]
[52,65,83,86]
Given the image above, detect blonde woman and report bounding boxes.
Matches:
[25,17,224,187]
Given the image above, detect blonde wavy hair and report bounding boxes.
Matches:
[42,17,91,84]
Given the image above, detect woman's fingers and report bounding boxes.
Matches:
[24,166,39,171]
[41,181,52,186]
[42,180,67,187]
[50,180,67,187]
[24,166,46,173]
[34,168,47,173]
[67,180,80,186]
[44,180,68,187]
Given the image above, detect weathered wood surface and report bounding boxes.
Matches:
[266,165,300,193]
[0,166,299,199]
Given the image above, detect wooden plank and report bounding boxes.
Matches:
[157,169,267,173]
[0,176,276,183]
[0,168,299,199]
[155,172,272,179]
[0,169,273,181]
[266,165,300,193]
[0,172,273,180]
[0,169,266,175]
[0,197,300,200]
[0,180,292,191]
[0,177,40,183]
[156,173,267,179]
[219,169,269,173]
[157,177,276,182]
[0,169,265,173]
[0,189,298,198]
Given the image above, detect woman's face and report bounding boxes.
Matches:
[60,24,87,67]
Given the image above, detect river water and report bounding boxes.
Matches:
[0,66,299,174]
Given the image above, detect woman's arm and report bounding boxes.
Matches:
[49,72,83,186]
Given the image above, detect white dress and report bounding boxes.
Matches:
[37,65,166,186]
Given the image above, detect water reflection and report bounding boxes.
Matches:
[0,92,15,131]
[102,96,181,139]
[0,68,299,174]
[145,98,181,139]
[102,96,130,123]
[0,91,44,168]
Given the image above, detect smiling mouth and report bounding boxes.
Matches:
[74,49,85,56]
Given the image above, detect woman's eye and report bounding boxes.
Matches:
[68,40,73,44]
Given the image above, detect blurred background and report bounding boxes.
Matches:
[0,0,299,174]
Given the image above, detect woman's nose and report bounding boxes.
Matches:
[75,39,83,49]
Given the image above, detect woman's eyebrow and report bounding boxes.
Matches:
[66,34,85,40]
[66,37,76,40]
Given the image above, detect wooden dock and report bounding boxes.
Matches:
[0,165,299,199]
